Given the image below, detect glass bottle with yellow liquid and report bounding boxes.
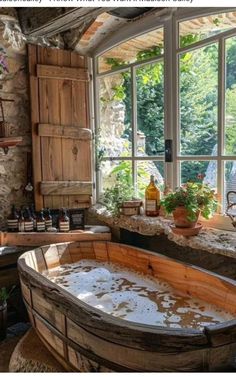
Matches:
[145,175,161,216]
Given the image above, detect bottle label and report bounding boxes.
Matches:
[45,220,52,229]
[146,200,157,211]
[37,222,45,231]
[18,222,25,232]
[7,219,18,229]
[59,221,70,232]
[24,221,34,231]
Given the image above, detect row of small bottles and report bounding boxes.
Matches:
[7,205,70,233]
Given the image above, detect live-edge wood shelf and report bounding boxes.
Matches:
[0,137,23,154]
[0,226,111,246]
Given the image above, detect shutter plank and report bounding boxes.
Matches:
[39,47,63,209]
[28,45,43,210]
[38,124,92,140]
[58,49,72,208]
[40,181,92,196]
[37,64,89,82]
[69,53,91,208]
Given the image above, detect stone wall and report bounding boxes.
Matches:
[0,10,32,229]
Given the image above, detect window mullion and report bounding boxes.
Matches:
[217,38,225,211]
[164,15,176,190]
[131,66,137,193]
[93,62,101,200]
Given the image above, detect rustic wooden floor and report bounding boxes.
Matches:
[0,323,30,372]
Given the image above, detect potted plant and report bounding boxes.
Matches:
[101,180,134,216]
[100,161,135,216]
[0,286,15,341]
[161,178,218,229]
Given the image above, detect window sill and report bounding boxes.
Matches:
[90,204,236,260]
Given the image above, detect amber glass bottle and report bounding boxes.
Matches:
[24,207,34,232]
[30,204,37,231]
[145,175,160,217]
[36,210,46,232]
[7,205,19,232]
[44,208,52,230]
[59,208,70,232]
[18,209,25,232]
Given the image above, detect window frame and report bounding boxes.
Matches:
[94,22,165,197]
[93,7,236,230]
[174,10,236,210]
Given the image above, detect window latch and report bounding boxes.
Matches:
[165,139,173,162]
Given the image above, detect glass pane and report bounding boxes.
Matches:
[98,28,164,73]
[98,71,132,158]
[137,161,164,198]
[225,36,236,155]
[136,61,164,157]
[179,12,236,48]
[224,161,236,212]
[100,160,132,193]
[179,43,218,156]
[181,161,217,190]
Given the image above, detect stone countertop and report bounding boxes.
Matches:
[90,204,236,260]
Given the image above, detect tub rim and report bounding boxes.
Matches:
[17,241,236,351]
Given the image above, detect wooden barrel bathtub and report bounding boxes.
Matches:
[18,241,236,372]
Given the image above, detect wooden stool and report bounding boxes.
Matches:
[9,328,66,372]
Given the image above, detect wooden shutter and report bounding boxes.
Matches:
[28,45,92,211]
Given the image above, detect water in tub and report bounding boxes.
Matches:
[43,260,234,329]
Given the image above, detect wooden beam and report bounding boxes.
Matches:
[38,124,92,140]
[40,181,92,196]
[1,231,111,247]
[17,8,113,37]
[37,64,90,82]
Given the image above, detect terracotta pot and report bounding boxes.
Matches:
[173,207,200,228]
[0,301,7,341]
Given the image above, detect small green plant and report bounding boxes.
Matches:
[99,160,135,215]
[101,181,134,216]
[0,286,15,304]
[161,178,218,222]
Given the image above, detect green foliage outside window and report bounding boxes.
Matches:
[99,32,236,201]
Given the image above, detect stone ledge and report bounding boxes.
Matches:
[90,205,236,260]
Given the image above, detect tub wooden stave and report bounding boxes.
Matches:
[18,241,236,372]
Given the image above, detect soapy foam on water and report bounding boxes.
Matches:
[43,260,234,329]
